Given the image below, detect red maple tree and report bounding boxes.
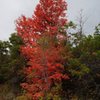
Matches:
[16,0,69,99]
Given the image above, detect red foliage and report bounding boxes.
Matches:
[16,0,68,99]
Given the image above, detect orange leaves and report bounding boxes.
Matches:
[33,92,44,99]
[16,0,68,99]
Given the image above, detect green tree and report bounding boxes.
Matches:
[8,33,26,94]
[0,33,26,98]
[70,31,100,99]
[0,40,10,83]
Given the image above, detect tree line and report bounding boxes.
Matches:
[0,24,100,100]
[0,0,100,99]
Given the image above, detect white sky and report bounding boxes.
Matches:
[0,0,100,40]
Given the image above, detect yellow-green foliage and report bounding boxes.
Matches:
[15,95,29,100]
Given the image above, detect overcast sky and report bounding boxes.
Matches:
[0,0,100,40]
